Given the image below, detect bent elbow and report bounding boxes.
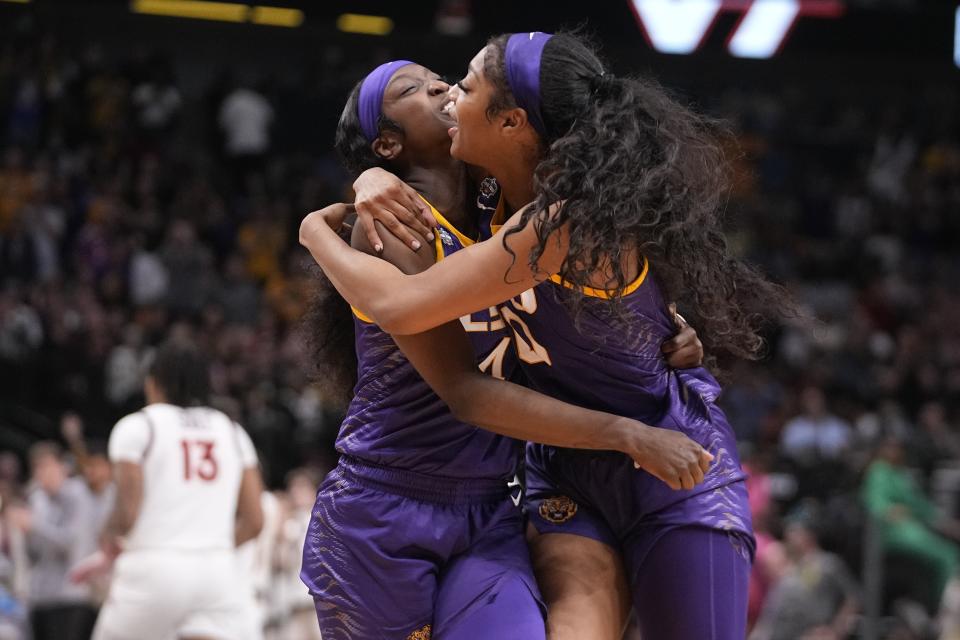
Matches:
[445,390,481,426]
[298,211,326,249]
[298,219,314,249]
[447,399,470,425]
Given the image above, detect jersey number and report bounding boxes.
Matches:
[476,337,512,380]
[471,289,552,379]
[180,439,218,481]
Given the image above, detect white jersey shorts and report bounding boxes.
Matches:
[93,549,261,640]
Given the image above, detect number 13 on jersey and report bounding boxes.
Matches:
[181,440,218,481]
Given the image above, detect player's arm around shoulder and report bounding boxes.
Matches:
[350,217,435,275]
[351,217,501,416]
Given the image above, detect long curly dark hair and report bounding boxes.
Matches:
[303,80,405,399]
[301,260,357,404]
[490,32,795,360]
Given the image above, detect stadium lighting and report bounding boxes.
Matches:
[337,13,394,36]
[250,6,303,27]
[131,0,249,23]
[130,0,303,27]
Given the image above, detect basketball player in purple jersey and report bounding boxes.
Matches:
[301,33,797,639]
[301,60,710,639]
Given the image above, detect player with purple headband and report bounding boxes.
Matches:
[301,32,797,638]
[300,59,710,639]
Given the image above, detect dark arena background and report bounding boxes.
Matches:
[0,1,958,638]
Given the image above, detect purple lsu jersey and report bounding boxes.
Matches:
[335,200,522,481]
[483,187,752,539]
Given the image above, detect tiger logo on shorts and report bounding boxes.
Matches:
[539,496,578,524]
[407,624,431,640]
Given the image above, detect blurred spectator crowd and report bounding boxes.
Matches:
[0,21,352,640]
[0,28,353,479]
[0,14,959,640]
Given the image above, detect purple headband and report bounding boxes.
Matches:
[504,32,552,138]
[358,60,415,143]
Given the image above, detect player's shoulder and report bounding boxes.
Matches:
[112,409,152,434]
[350,216,435,275]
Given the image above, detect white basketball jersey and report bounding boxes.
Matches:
[108,403,258,552]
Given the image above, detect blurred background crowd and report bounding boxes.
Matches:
[0,1,958,638]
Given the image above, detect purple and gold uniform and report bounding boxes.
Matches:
[301,201,545,640]
[488,190,754,638]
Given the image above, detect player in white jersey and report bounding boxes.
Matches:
[90,340,265,640]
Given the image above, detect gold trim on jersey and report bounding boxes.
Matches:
[548,255,649,299]
[419,195,475,247]
[351,306,375,323]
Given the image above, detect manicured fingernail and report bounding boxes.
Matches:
[374,244,383,253]
[634,462,641,469]
[411,240,421,250]
[426,232,434,240]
